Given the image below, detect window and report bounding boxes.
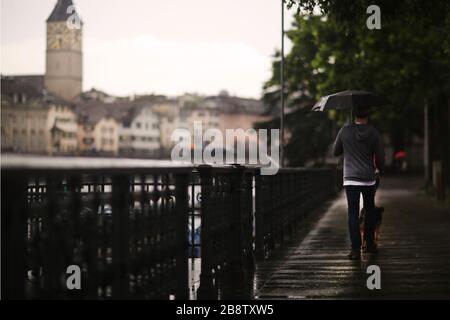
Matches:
[135,122,141,129]
[83,137,94,144]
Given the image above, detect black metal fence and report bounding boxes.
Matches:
[196,165,256,299]
[254,168,340,259]
[1,156,340,300]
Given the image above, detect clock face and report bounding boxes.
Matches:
[47,22,81,51]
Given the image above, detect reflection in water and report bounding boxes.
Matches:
[188,258,201,300]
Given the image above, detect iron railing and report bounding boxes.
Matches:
[196,165,256,299]
[254,168,339,259]
[1,155,340,300]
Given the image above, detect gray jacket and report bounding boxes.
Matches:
[333,123,385,182]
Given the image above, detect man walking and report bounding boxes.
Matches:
[333,106,385,260]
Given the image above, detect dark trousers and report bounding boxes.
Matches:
[345,185,376,250]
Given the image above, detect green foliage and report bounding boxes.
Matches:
[263,1,450,165]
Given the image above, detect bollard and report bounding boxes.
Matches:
[433,160,445,201]
[437,171,445,201]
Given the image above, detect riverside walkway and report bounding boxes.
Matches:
[255,175,450,299]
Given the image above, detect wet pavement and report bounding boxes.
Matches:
[254,175,450,299]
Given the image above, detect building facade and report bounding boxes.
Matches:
[78,115,119,155]
[1,96,78,154]
[151,100,180,151]
[118,104,161,156]
[1,0,83,155]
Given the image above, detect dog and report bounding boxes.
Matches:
[360,175,384,248]
[359,205,384,248]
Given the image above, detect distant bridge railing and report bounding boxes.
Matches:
[1,155,340,300]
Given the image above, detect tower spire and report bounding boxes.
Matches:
[47,0,82,24]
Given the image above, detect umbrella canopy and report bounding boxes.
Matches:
[311,90,388,112]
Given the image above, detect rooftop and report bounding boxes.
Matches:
[47,0,82,24]
[1,74,75,108]
[75,100,152,126]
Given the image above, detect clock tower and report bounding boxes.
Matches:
[45,0,83,101]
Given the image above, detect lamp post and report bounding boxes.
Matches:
[280,0,285,167]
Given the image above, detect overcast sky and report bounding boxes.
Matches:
[1,0,295,98]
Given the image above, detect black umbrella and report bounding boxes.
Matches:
[311,90,388,112]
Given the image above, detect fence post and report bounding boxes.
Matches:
[254,169,265,259]
[67,175,84,299]
[86,174,100,299]
[197,165,216,299]
[243,170,255,271]
[174,171,189,300]
[1,172,28,299]
[230,164,244,269]
[279,173,285,244]
[112,175,130,299]
[227,164,253,299]
[43,174,64,298]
